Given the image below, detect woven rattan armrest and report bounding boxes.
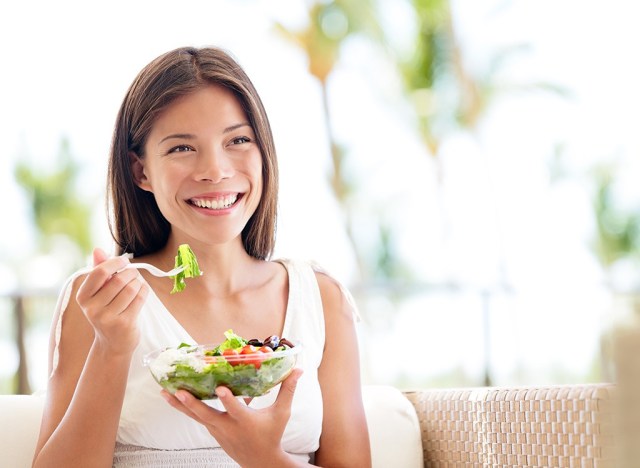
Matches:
[403,383,616,467]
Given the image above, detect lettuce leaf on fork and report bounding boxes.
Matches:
[171,244,202,294]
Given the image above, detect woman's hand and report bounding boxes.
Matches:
[75,248,148,355]
[161,368,304,467]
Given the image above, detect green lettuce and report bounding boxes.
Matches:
[171,244,202,294]
[211,329,247,354]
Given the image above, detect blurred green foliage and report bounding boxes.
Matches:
[398,0,568,159]
[591,163,640,268]
[14,136,93,258]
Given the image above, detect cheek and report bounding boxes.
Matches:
[252,168,264,199]
[148,163,187,191]
[251,154,265,187]
[244,165,264,213]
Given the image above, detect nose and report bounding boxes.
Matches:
[194,147,233,183]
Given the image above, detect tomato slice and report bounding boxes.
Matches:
[218,342,275,369]
[238,344,264,369]
[240,345,258,354]
[222,348,241,366]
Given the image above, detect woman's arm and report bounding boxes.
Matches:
[314,272,372,468]
[32,250,148,468]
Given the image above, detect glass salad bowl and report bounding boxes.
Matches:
[144,330,301,400]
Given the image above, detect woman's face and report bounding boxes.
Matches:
[134,84,263,247]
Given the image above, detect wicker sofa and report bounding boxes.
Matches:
[0,383,616,467]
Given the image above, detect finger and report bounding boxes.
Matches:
[102,268,142,301]
[173,389,225,426]
[214,386,246,417]
[78,266,138,309]
[128,280,150,311]
[83,283,146,333]
[273,368,303,412]
[160,391,209,426]
[106,275,148,316]
[93,247,109,266]
[79,270,146,327]
[78,256,131,300]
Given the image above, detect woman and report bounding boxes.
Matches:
[32,46,371,467]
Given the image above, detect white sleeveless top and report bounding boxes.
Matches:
[51,258,328,466]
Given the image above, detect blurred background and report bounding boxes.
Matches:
[1,0,639,395]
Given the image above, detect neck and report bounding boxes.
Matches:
[159,235,262,297]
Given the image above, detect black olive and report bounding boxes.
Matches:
[279,338,294,348]
[263,335,280,350]
[247,339,262,347]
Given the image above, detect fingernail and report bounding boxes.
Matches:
[175,391,186,402]
[215,387,226,398]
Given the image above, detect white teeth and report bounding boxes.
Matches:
[192,194,238,210]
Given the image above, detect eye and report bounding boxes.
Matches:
[230,136,251,145]
[168,144,195,154]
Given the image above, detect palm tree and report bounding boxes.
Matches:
[273,0,388,281]
[398,0,567,173]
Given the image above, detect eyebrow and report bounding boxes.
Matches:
[224,122,251,133]
[158,122,252,145]
[159,133,195,144]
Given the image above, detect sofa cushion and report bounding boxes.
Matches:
[0,394,45,468]
[362,385,423,468]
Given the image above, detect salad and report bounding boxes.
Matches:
[145,329,300,399]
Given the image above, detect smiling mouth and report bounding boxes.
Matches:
[189,194,240,210]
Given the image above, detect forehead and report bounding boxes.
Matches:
[150,84,248,137]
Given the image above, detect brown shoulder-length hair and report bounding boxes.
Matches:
[107,46,278,259]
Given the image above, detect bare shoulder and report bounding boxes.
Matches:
[313,270,356,323]
[313,268,360,364]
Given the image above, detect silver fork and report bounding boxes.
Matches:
[119,263,185,277]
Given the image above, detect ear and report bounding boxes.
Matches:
[129,151,152,191]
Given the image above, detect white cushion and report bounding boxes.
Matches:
[0,387,423,467]
[362,385,423,468]
[0,394,45,468]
